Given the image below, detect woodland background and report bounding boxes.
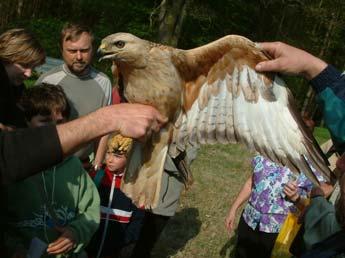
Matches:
[0,1,339,257]
[1,0,345,122]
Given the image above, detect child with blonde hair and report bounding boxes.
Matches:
[87,134,145,258]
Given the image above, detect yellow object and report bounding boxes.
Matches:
[107,134,133,156]
[271,212,301,258]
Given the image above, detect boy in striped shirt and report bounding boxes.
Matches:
[87,134,144,258]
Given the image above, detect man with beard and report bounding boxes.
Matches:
[36,23,112,171]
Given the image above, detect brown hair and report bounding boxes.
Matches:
[60,22,94,49]
[19,83,70,121]
[0,28,45,67]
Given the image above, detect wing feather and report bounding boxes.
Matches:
[170,35,331,181]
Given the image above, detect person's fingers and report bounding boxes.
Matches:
[153,110,168,126]
[225,214,235,235]
[256,58,282,72]
[142,106,167,132]
[256,42,280,55]
[150,119,160,133]
[0,123,15,131]
[225,217,230,228]
[285,181,298,190]
[227,220,234,236]
[47,238,72,254]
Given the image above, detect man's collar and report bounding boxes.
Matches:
[62,63,91,78]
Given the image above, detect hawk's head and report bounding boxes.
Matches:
[98,32,151,68]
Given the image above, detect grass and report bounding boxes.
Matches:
[152,127,330,258]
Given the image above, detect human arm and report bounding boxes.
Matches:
[0,103,166,185]
[93,134,109,170]
[303,194,342,250]
[46,227,76,255]
[255,42,345,148]
[56,103,166,157]
[309,66,345,147]
[284,181,309,211]
[0,125,62,184]
[91,78,112,168]
[225,175,252,235]
[255,42,327,80]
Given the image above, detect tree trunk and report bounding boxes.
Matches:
[301,6,338,117]
[17,0,24,17]
[156,0,188,46]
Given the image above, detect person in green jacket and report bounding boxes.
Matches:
[3,84,100,258]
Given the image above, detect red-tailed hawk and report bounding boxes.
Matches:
[98,33,330,208]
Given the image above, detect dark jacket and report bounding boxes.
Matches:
[0,61,26,128]
[87,167,145,256]
[310,65,345,153]
[0,126,62,256]
[0,126,62,185]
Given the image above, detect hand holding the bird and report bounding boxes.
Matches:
[255,42,327,80]
[104,103,167,140]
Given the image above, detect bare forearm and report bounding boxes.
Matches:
[56,103,167,157]
[94,134,109,166]
[57,109,113,157]
[230,176,252,212]
[301,54,327,80]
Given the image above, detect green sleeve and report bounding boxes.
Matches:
[317,89,345,145]
[68,169,100,253]
[303,196,342,250]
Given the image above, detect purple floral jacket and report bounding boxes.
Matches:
[242,155,325,233]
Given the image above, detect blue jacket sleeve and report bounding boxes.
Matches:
[310,65,345,150]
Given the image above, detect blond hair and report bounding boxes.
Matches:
[0,28,45,67]
[107,134,133,156]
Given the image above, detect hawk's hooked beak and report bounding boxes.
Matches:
[97,43,117,62]
[97,44,107,62]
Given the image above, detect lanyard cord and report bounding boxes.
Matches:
[41,167,57,243]
[96,174,116,258]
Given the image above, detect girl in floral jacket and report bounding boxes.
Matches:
[225,155,327,258]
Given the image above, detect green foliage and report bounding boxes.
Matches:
[179,0,258,48]
[2,0,345,121]
[314,126,331,145]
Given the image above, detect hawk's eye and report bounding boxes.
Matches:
[114,40,125,48]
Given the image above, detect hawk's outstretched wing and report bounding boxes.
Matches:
[169,35,330,183]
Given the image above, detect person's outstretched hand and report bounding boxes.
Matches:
[225,208,237,236]
[255,42,327,80]
[103,103,168,140]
